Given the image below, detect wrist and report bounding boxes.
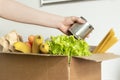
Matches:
[56,16,65,30]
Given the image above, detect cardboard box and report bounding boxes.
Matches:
[70,53,120,80]
[0,52,120,80]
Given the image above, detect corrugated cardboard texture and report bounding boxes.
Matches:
[70,58,101,80]
[0,53,68,80]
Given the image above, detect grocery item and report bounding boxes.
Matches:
[40,43,49,53]
[32,35,43,53]
[28,35,35,45]
[0,37,9,52]
[69,16,94,39]
[93,28,118,53]
[0,30,23,52]
[13,41,31,53]
[47,35,91,56]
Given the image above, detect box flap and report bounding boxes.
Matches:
[0,51,67,57]
[73,53,120,62]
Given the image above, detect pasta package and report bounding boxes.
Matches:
[93,28,118,53]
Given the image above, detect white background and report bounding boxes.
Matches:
[0,0,120,80]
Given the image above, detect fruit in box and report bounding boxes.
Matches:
[28,35,35,46]
[13,41,31,53]
[40,43,49,53]
[32,35,43,53]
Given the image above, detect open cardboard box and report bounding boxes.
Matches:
[0,51,120,80]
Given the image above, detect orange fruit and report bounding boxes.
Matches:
[28,35,35,45]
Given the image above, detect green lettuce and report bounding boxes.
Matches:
[47,35,91,57]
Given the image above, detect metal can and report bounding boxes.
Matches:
[68,16,94,39]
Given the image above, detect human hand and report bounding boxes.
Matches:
[58,16,86,35]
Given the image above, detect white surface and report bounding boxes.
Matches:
[40,0,72,5]
[0,0,120,80]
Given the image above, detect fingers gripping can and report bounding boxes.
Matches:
[68,16,94,39]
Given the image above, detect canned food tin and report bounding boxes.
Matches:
[69,17,94,39]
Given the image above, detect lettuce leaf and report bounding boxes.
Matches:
[47,35,91,57]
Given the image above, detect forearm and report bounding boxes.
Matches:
[0,0,65,28]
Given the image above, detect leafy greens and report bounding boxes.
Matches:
[47,35,91,57]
